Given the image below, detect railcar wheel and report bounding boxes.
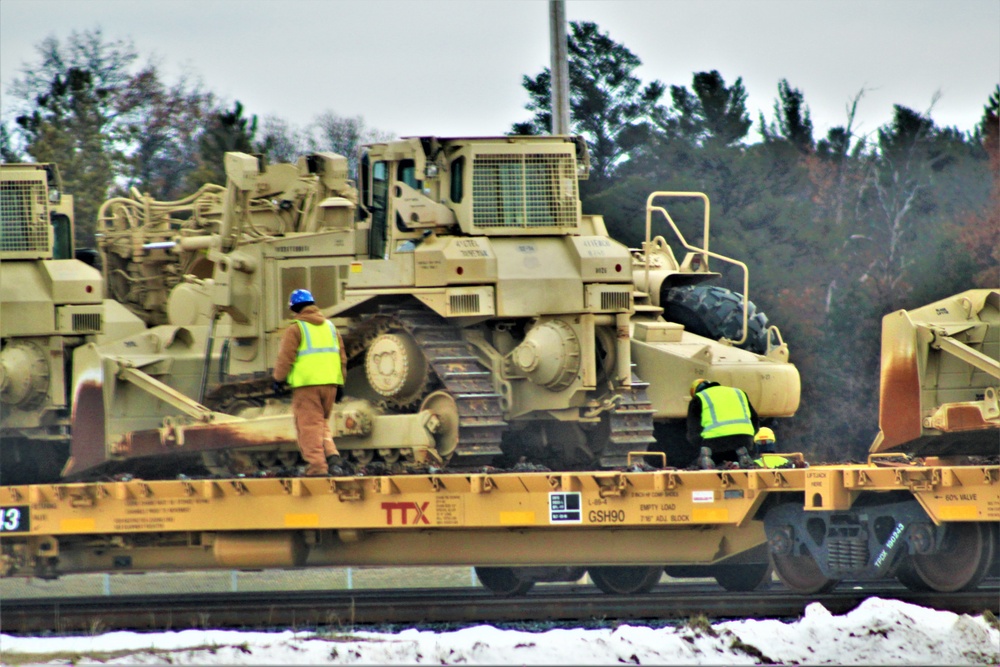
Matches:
[712,562,773,592]
[770,551,840,594]
[896,522,996,592]
[475,567,534,597]
[588,566,662,595]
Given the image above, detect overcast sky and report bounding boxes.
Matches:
[2,0,998,142]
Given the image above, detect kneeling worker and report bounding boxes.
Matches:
[687,378,759,469]
[273,289,348,476]
[752,427,794,469]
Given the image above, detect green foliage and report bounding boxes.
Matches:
[0,123,24,163]
[311,111,395,179]
[16,66,115,248]
[6,29,143,246]
[257,114,311,165]
[760,79,815,154]
[554,32,993,458]
[186,101,258,189]
[118,69,216,201]
[511,21,667,185]
[5,28,218,242]
[664,70,753,148]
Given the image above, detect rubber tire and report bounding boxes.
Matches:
[663,285,770,355]
[588,566,662,595]
[475,567,534,597]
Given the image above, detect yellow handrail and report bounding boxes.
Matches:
[644,191,749,346]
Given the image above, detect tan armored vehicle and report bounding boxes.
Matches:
[0,164,144,484]
[67,136,800,479]
[870,288,999,458]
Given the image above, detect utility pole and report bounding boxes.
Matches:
[549,0,571,135]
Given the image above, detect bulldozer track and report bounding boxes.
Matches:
[600,370,656,468]
[345,305,655,470]
[347,305,507,466]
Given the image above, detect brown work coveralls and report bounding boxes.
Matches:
[273,305,347,475]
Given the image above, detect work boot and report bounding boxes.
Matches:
[326,454,355,476]
[736,446,754,469]
[698,446,715,470]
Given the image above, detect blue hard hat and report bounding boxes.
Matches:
[289,289,315,308]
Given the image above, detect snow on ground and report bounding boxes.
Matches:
[2,597,998,665]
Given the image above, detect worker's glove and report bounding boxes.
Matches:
[271,380,288,396]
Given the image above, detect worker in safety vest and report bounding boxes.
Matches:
[687,379,759,470]
[752,427,793,468]
[273,289,348,476]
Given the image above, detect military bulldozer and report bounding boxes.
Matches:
[870,288,999,459]
[0,163,145,485]
[65,136,800,479]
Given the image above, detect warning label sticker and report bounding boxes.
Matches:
[549,492,582,523]
[692,490,715,503]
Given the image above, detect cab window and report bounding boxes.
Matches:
[369,161,388,259]
[450,157,464,203]
[397,159,420,190]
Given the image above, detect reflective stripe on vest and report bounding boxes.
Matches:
[754,454,792,469]
[698,386,755,439]
[286,320,344,387]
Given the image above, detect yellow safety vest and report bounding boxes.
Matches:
[698,385,755,439]
[286,320,344,388]
[754,454,792,469]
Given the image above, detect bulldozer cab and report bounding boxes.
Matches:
[356,136,590,261]
[359,146,437,260]
[0,163,75,261]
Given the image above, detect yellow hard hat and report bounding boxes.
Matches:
[754,427,776,444]
[690,378,708,397]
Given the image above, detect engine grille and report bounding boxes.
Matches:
[601,290,631,312]
[449,293,480,315]
[72,312,103,333]
[0,179,49,253]
[471,153,578,229]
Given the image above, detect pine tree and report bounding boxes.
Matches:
[16,67,114,248]
[0,124,24,163]
[511,21,666,186]
[186,101,259,189]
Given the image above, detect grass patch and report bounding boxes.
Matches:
[729,635,776,664]
[683,614,717,638]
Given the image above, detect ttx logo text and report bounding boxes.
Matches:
[381,501,431,525]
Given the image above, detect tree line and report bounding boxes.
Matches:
[514,23,997,460]
[3,25,997,460]
[0,29,392,249]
